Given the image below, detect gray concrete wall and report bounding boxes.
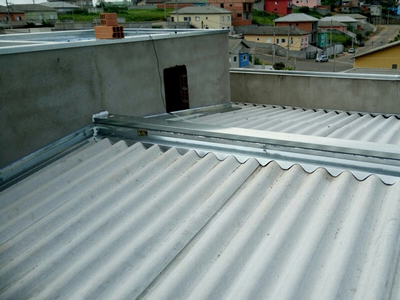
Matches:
[0,31,230,168]
[230,70,400,115]
[244,41,307,59]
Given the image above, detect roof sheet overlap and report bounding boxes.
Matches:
[171,103,400,146]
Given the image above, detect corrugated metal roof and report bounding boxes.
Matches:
[170,103,400,146]
[1,138,400,299]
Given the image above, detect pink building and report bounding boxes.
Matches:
[292,0,321,8]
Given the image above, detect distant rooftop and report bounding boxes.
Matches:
[171,5,231,14]
[320,16,358,23]
[275,13,319,22]
[354,40,400,58]
[38,2,81,9]
[10,4,57,12]
[335,13,368,19]
[246,26,310,36]
[344,67,400,75]
[318,20,348,27]
[0,5,24,13]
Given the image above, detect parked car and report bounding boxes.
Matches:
[315,55,329,62]
[348,48,355,53]
[358,42,365,47]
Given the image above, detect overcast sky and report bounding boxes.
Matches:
[0,0,95,5]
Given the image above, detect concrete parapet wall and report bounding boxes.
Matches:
[0,31,230,168]
[230,69,400,115]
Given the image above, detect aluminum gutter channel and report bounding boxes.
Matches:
[93,113,400,184]
[0,125,95,191]
[1,138,400,300]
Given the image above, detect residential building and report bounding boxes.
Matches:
[39,2,80,14]
[354,40,400,69]
[155,0,207,9]
[170,6,232,30]
[317,30,328,48]
[320,15,358,29]
[48,0,93,8]
[0,5,25,27]
[318,20,348,32]
[10,4,58,23]
[292,0,321,8]
[264,0,292,16]
[275,13,318,45]
[370,4,382,16]
[229,39,250,68]
[208,0,254,26]
[244,26,310,50]
[335,13,367,24]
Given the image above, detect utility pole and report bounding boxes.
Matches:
[330,20,333,68]
[286,25,290,65]
[175,0,179,23]
[5,0,13,29]
[164,1,166,20]
[272,23,276,65]
[387,8,389,25]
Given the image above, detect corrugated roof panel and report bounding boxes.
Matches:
[178,103,400,145]
[1,139,400,299]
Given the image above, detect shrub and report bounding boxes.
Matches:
[299,6,310,13]
[273,62,285,70]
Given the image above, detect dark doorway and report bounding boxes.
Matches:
[163,65,189,113]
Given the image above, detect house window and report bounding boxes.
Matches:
[296,23,299,26]
[16,16,22,21]
[206,17,208,19]
[275,1,278,4]
[234,56,237,62]
[221,16,224,21]
[222,27,225,29]
[266,38,271,42]
[290,37,293,44]
[3,16,8,21]
[281,38,285,43]
[393,64,398,69]
[184,17,191,21]
[228,26,230,29]
[50,15,55,19]
[257,38,260,41]
[242,54,247,61]
[39,15,43,20]
[195,16,200,21]
[274,8,277,11]
[227,16,230,21]
[230,4,232,6]
[237,13,242,17]
[220,3,224,8]
[276,39,279,44]
[163,65,189,113]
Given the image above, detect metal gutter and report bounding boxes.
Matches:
[0,125,95,191]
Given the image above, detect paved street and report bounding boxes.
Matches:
[254,25,400,72]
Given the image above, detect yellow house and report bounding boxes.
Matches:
[244,26,310,51]
[354,41,400,70]
[170,6,232,31]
